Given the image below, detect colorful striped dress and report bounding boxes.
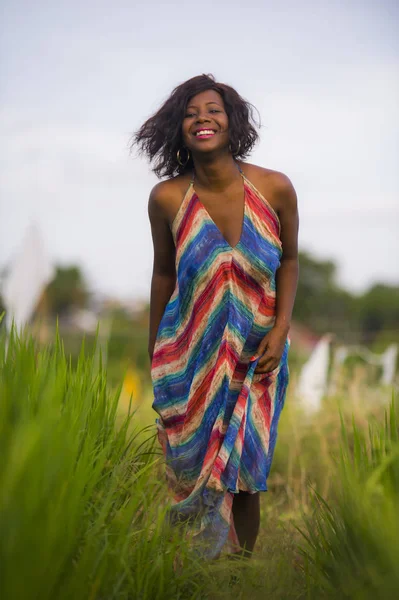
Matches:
[151,165,289,558]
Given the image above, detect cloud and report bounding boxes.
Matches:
[1,1,398,299]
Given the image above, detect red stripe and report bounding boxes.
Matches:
[255,384,272,432]
[245,185,280,239]
[183,360,219,423]
[176,193,199,246]
[153,261,231,366]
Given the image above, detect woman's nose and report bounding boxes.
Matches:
[196,114,211,123]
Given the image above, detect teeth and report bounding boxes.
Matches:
[196,130,215,136]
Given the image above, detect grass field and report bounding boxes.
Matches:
[1,329,398,599]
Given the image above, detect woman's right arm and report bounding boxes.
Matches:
[148,184,176,362]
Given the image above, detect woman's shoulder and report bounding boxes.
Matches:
[240,162,294,192]
[150,173,192,201]
[239,162,297,214]
[148,173,193,220]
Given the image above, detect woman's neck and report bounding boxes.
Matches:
[191,153,241,192]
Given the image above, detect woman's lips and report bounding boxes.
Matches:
[194,129,216,139]
[196,134,215,139]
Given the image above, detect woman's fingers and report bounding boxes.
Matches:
[254,339,268,360]
[255,363,278,374]
[253,333,282,373]
[254,355,279,374]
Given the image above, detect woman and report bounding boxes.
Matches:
[134,74,299,559]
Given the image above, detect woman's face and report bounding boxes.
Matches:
[181,89,230,155]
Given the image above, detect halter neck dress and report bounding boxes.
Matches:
[151,164,289,558]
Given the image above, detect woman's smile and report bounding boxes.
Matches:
[193,128,217,139]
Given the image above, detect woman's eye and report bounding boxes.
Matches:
[185,113,196,118]
[210,109,220,113]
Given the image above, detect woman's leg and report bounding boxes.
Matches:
[231,491,260,557]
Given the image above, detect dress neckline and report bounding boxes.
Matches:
[191,161,246,251]
[171,163,281,243]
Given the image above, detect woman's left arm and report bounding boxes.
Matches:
[255,175,299,374]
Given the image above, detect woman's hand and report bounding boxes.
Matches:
[253,325,288,374]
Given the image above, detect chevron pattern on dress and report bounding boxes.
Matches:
[151,168,290,558]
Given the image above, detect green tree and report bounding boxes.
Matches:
[356,284,399,345]
[108,307,150,372]
[45,266,89,317]
[293,252,356,339]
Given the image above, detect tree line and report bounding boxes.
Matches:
[1,254,398,348]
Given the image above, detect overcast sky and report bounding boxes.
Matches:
[1,0,398,301]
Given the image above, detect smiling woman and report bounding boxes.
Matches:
[133,74,259,178]
[132,74,299,560]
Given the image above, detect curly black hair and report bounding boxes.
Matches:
[132,74,260,179]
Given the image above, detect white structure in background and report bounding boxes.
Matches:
[297,334,332,413]
[70,309,99,333]
[380,345,398,386]
[2,222,54,332]
[298,337,398,414]
[333,343,398,387]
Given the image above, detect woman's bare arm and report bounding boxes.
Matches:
[274,175,299,333]
[148,184,177,361]
[255,174,299,373]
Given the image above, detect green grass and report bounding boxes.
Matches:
[1,327,397,599]
[298,397,399,599]
[0,329,210,600]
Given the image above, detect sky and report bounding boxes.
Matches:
[1,0,398,301]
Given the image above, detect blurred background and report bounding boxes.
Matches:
[1,0,398,399]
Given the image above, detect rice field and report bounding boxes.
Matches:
[1,328,398,599]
